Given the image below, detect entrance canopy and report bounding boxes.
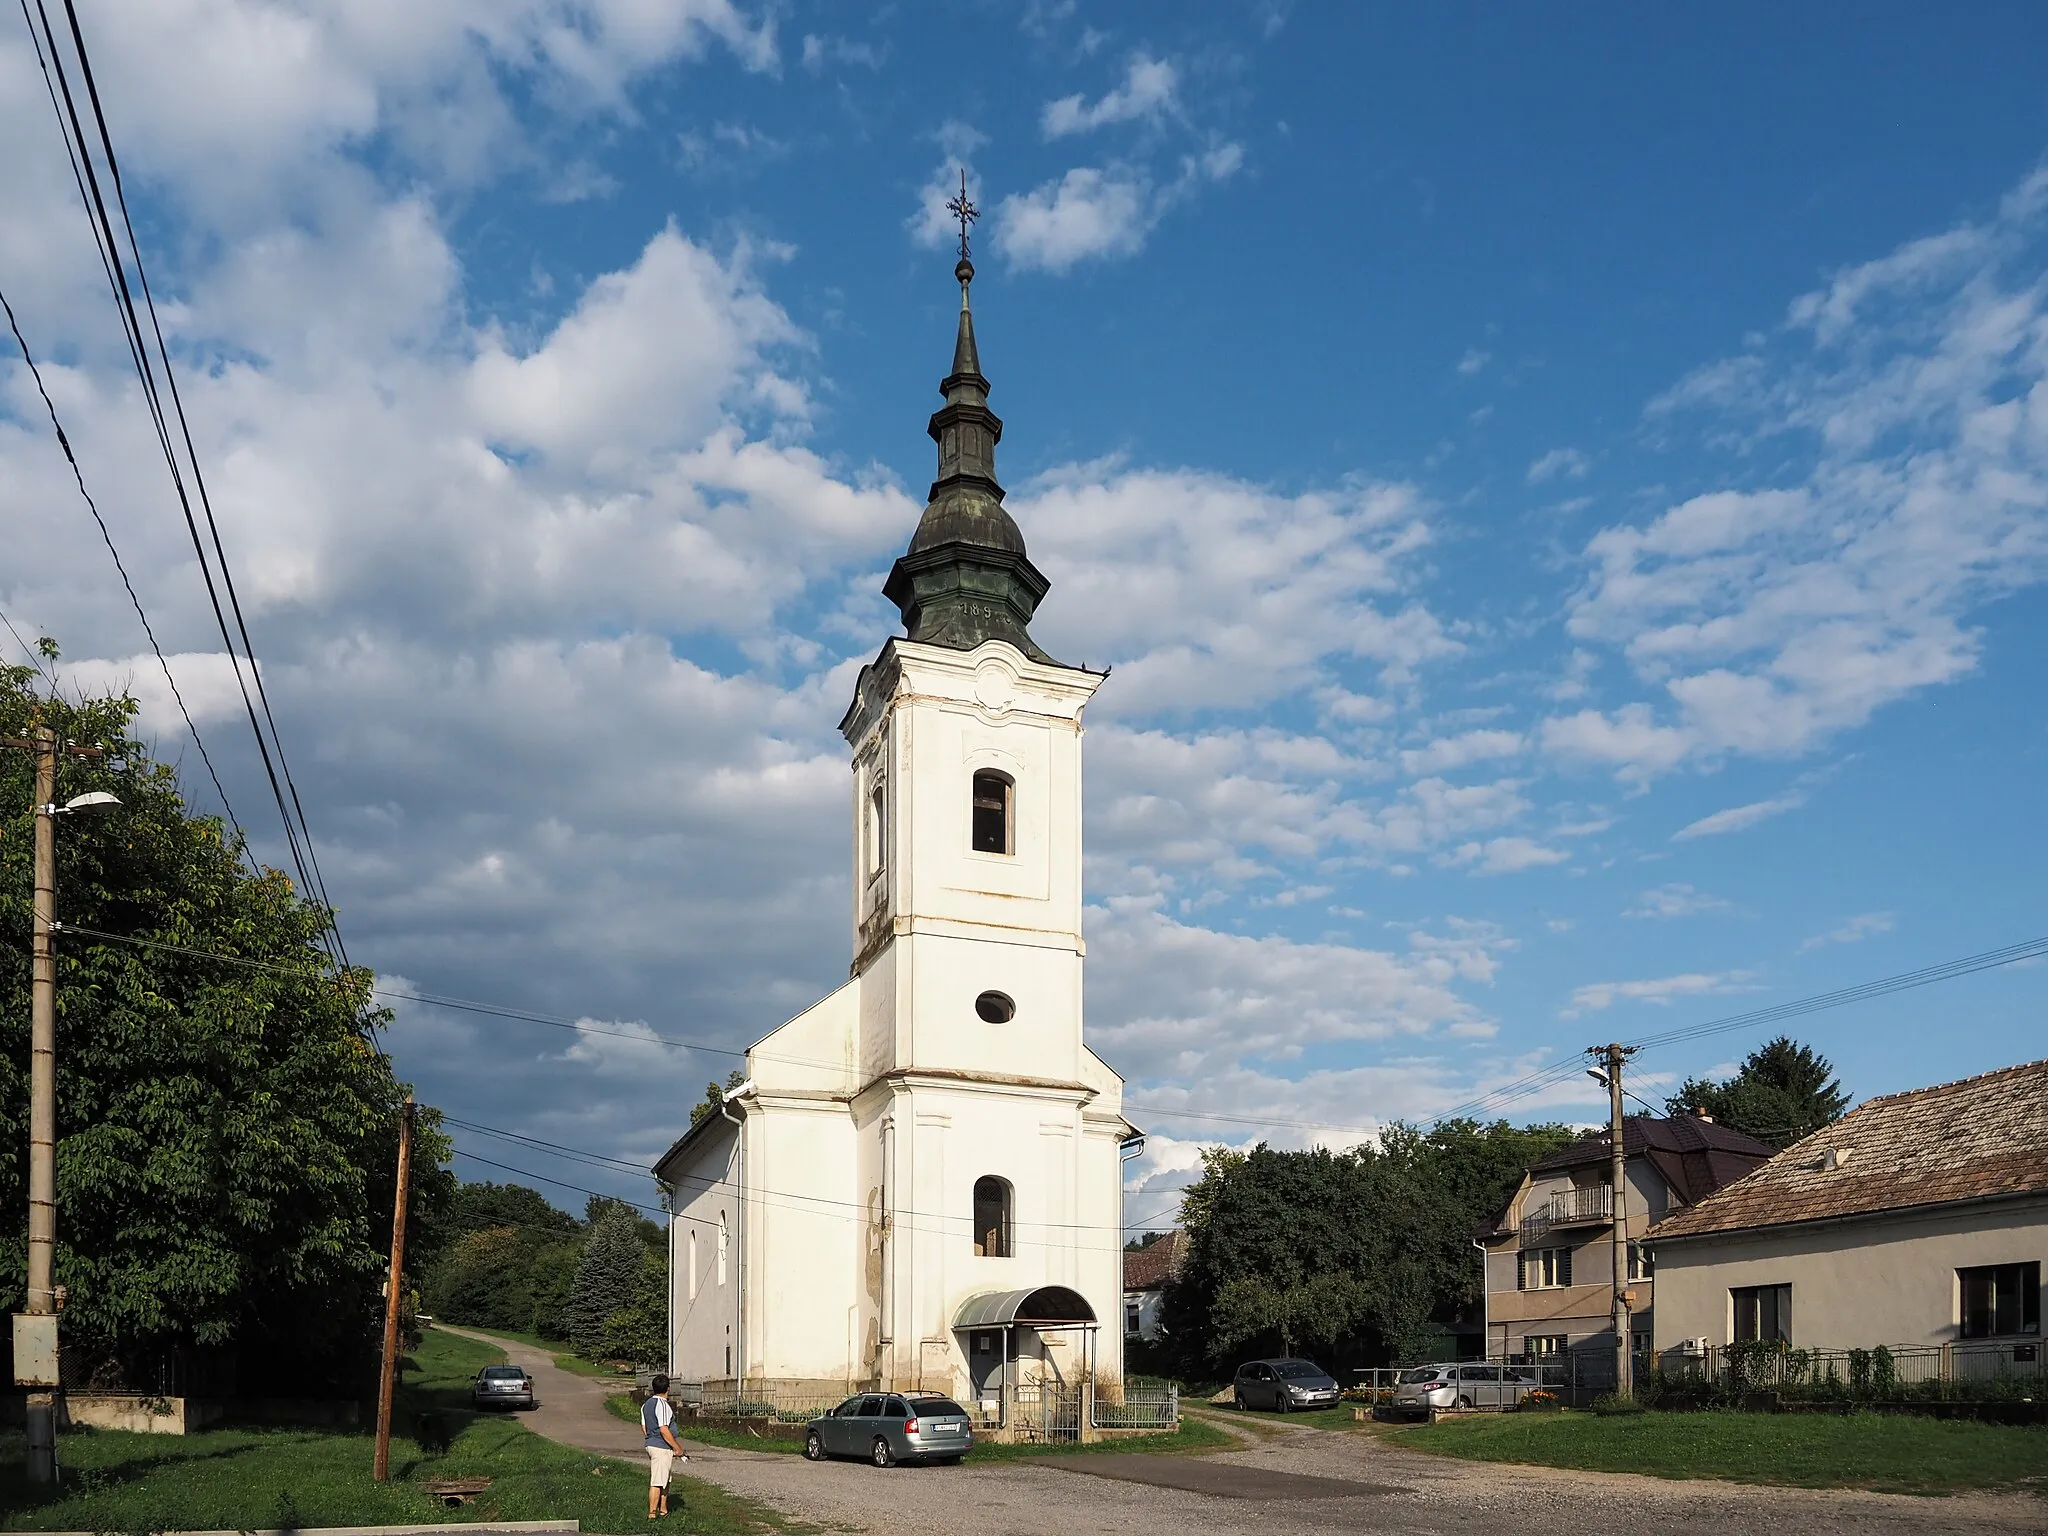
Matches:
[953,1285,1098,1331]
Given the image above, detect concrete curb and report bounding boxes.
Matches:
[32,1523,577,1535]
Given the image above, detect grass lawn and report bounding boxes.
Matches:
[608,1394,1235,1461]
[1399,1408,2048,1496]
[450,1324,633,1382]
[0,1329,790,1533]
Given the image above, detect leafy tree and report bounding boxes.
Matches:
[1665,1036,1850,1148]
[600,1245,669,1367]
[1124,1230,1168,1252]
[451,1180,579,1238]
[563,1202,647,1355]
[426,1227,537,1332]
[1161,1119,1578,1374]
[0,661,448,1390]
[691,1069,747,1127]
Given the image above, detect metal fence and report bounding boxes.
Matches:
[1093,1381,1178,1430]
[1661,1340,2043,1400]
[681,1382,851,1424]
[1011,1381,1083,1442]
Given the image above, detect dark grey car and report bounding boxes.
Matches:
[803,1392,975,1467]
[471,1364,534,1410]
[1232,1357,1342,1412]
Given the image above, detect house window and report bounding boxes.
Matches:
[1732,1284,1791,1344]
[1519,1246,1572,1290]
[1628,1240,1654,1281]
[688,1229,699,1301]
[971,770,1012,854]
[867,783,887,877]
[1524,1334,1568,1359]
[1125,1301,1142,1336]
[973,1175,1013,1257]
[974,990,1015,1024]
[718,1211,729,1287]
[1960,1262,2041,1339]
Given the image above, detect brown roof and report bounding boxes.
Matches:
[1122,1229,1186,1292]
[1528,1114,1776,1207]
[1650,1057,2048,1242]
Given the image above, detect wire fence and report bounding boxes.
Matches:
[1659,1340,2044,1403]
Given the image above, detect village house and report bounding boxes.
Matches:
[1649,1058,2047,1368]
[652,249,1136,1420]
[1121,1231,1187,1344]
[1478,1114,1774,1378]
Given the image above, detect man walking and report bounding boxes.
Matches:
[642,1374,686,1519]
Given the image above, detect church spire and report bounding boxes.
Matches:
[882,172,1059,664]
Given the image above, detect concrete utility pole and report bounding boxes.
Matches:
[372,1095,415,1483]
[4,724,112,1483]
[1588,1041,1638,1400]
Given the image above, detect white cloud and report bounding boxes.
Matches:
[1672,792,1805,840]
[1042,55,1178,138]
[1527,447,1591,483]
[1457,348,1491,376]
[995,166,1152,271]
[1446,836,1568,874]
[906,124,988,250]
[1567,971,1756,1013]
[1551,166,2048,784]
[1399,728,1525,776]
[1799,912,1894,951]
[1624,883,1730,919]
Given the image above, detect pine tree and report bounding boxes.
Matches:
[563,1204,645,1356]
[1665,1036,1850,1148]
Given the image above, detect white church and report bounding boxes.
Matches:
[653,243,1137,1416]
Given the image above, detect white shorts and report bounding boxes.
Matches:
[648,1446,675,1487]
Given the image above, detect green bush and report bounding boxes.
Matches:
[1590,1393,1644,1416]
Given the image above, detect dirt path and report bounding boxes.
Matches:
[439,1338,2045,1536]
[434,1324,647,1465]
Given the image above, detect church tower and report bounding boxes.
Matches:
[658,208,1131,1417]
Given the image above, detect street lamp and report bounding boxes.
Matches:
[6,727,120,1483]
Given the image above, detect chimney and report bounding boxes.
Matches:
[1692,1108,1713,1122]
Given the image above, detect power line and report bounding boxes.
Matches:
[23,0,349,977]
[0,282,245,833]
[0,605,59,694]
[54,922,2048,1142]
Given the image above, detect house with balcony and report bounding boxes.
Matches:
[1648,1057,2047,1371]
[1478,1114,1774,1380]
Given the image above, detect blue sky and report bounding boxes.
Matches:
[3,1,2046,1219]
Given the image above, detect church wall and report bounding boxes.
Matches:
[749,1097,862,1383]
[894,932,1082,1085]
[664,1118,742,1384]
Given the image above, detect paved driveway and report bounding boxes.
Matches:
[440,1332,2043,1536]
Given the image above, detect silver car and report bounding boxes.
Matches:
[471,1364,534,1410]
[803,1391,975,1467]
[1391,1361,1535,1416]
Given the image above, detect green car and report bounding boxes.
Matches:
[804,1391,975,1467]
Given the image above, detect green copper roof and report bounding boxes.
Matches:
[883,257,1059,664]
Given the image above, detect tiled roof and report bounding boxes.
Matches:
[1528,1114,1776,1207]
[1650,1057,2048,1241]
[1122,1229,1186,1291]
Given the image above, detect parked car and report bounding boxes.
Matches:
[1390,1361,1536,1416]
[1231,1358,1342,1412]
[471,1364,535,1410]
[803,1391,975,1467]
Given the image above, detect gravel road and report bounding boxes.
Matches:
[440,1330,2045,1535]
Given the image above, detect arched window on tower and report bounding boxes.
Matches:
[972,1176,1013,1258]
[971,770,1012,855]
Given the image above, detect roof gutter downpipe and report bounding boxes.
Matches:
[721,1080,756,1387]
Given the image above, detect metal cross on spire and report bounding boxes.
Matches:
[945,168,979,262]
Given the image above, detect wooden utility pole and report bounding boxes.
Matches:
[5,725,107,1483]
[372,1095,415,1482]
[1590,1041,1638,1400]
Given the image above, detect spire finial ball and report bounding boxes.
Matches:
[956,257,974,287]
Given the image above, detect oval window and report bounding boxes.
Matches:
[975,991,1015,1024]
